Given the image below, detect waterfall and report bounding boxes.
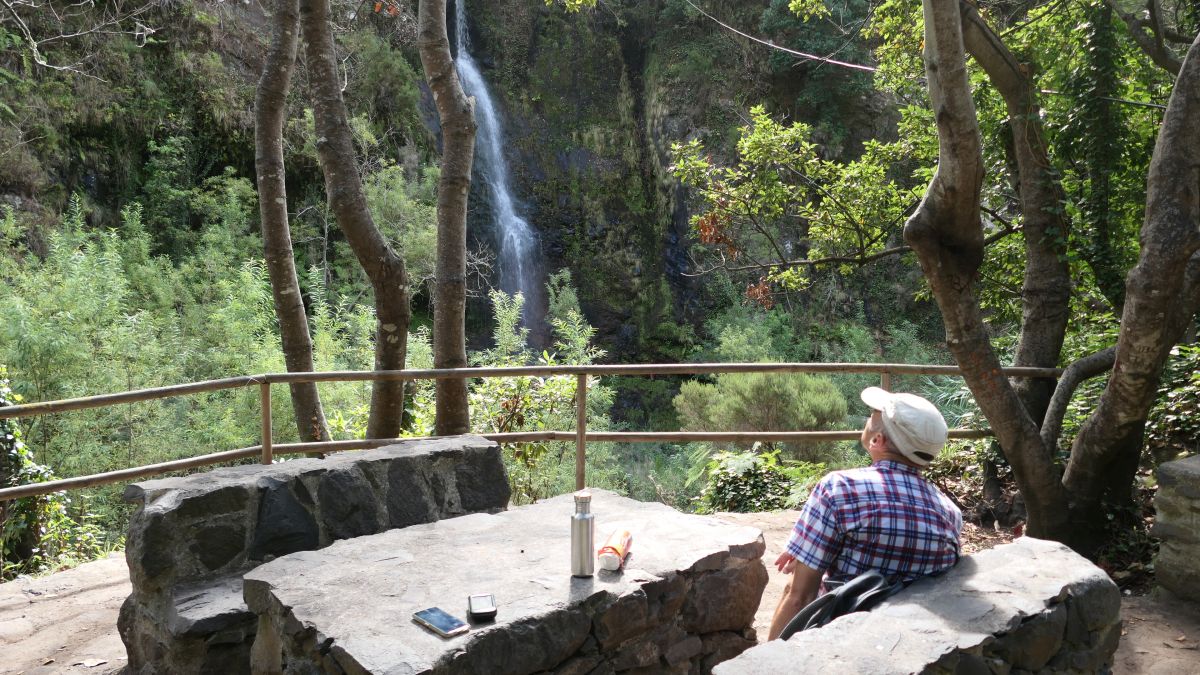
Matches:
[453,2,541,324]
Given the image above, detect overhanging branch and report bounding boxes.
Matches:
[720,220,1016,273]
[1040,346,1117,450]
[1105,0,1184,75]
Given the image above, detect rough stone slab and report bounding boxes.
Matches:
[1156,455,1200,601]
[123,436,505,592]
[1157,455,1200,500]
[169,575,254,637]
[714,537,1120,675]
[119,436,510,675]
[244,490,767,674]
[124,436,500,506]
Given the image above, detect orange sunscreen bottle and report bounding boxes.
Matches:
[598,529,633,571]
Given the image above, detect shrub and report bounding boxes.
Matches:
[697,450,792,513]
[1,367,105,579]
[1146,342,1200,462]
[673,372,847,462]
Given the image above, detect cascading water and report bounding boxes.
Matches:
[453,2,541,324]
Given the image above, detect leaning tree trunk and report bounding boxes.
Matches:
[1063,32,1200,544]
[418,0,475,436]
[961,5,1072,427]
[905,0,1072,542]
[255,0,330,443]
[299,0,410,439]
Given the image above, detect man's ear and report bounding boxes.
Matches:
[868,432,887,452]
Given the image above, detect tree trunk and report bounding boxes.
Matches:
[418,0,475,436]
[905,0,1072,542]
[960,5,1072,427]
[255,0,330,444]
[299,0,410,439]
[1063,32,1200,541]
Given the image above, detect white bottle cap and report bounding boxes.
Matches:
[599,551,622,571]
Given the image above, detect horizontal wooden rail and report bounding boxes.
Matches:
[0,447,263,501]
[0,428,994,502]
[0,362,1061,420]
[0,361,1042,502]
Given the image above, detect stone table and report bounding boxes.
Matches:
[243,490,768,675]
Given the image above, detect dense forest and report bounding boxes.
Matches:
[1,0,1197,581]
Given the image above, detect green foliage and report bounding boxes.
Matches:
[549,0,598,11]
[761,0,873,151]
[1,367,106,580]
[342,32,423,141]
[697,449,792,513]
[469,291,622,503]
[695,448,826,513]
[671,105,929,295]
[1053,311,1122,458]
[140,135,198,255]
[787,0,831,21]
[402,285,623,504]
[1055,0,1143,311]
[1146,342,1200,462]
[362,161,439,292]
[674,372,847,463]
[0,199,365,536]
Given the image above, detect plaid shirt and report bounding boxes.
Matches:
[785,460,962,586]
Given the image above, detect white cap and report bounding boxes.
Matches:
[598,551,623,571]
[860,387,948,466]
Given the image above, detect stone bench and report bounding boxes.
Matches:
[715,537,1121,674]
[118,436,510,674]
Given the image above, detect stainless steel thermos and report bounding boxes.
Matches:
[571,491,595,577]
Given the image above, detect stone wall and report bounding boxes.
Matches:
[716,538,1121,674]
[119,436,510,675]
[1155,454,1200,601]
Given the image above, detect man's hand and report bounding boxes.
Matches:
[767,559,823,640]
[774,552,796,574]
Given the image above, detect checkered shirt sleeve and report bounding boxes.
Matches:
[785,479,841,572]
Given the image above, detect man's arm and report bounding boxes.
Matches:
[766,557,823,640]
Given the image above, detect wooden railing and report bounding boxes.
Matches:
[0,362,1061,501]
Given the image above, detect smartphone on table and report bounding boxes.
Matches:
[412,607,469,638]
[467,593,497,622]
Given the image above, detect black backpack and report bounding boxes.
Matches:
[778,570,905,641]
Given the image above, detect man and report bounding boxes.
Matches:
[766,387,962,640]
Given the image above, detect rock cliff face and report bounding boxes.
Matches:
[459,0,772,356]
[455,0,889,356]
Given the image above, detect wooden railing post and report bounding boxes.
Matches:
[880,369,892,392]
[261,382,273,465]
[575,374,587,490]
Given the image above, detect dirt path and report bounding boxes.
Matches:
[1,521,1197,674]
[0,554,128,675]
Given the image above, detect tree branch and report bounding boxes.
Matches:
[1,0,156,78]
[721,220,1016,272]
[680,0,878,73]
[1040,346,1116,450]
[1105,0,1183,75]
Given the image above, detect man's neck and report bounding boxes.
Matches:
[874,452,923,470]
